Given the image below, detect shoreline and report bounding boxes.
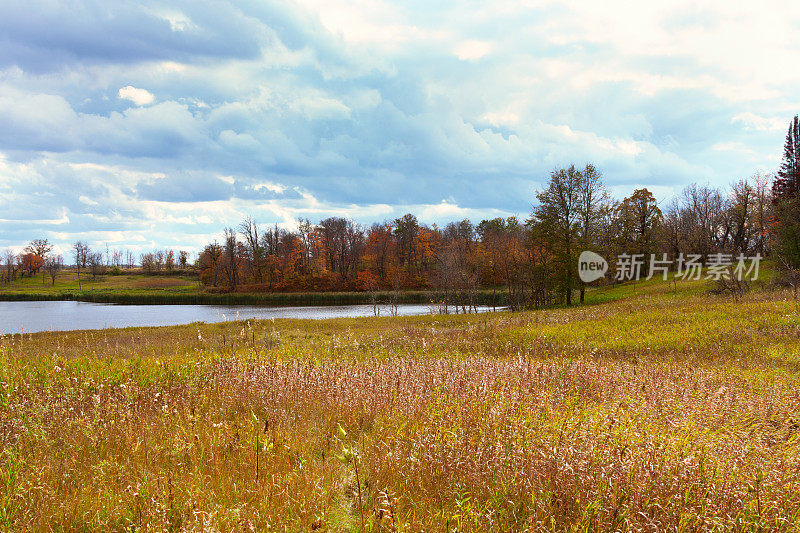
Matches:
[0,288,508,307]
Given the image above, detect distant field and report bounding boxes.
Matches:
[0,270,508,306]
[0,270,201,294]
[1,270,798,530]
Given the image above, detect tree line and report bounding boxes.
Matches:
[195,162,776,310]
[0,240,194,288]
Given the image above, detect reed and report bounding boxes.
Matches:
[0,278,797,530]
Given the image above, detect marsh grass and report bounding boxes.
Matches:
[2,277,800,530]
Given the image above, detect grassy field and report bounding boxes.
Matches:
[0,271,506,307]
[2,273,800,530]
[0,271,201,298]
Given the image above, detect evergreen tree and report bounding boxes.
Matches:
[773,116,800,201]
[774,116,800,268]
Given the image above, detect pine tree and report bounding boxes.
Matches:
[773,116,800,201]
[773,116,800,268]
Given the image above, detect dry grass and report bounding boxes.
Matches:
[2,283,800,530]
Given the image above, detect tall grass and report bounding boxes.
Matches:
[1,283,799,529]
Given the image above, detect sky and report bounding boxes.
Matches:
[0,0,798,255]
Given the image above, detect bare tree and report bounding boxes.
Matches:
[153,250,165,272]
[728,178,755,255]
[2,249,16,283]
[88,251,105,278]
[73,241,89,290]
[240,217,264,283]
[223,228,240,290]
[45,254,63,285]
[25,238,53,258]
[681,184,725,257]
[752,172,773,257]
[125,249,135,269]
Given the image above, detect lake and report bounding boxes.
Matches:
[0,301,496,334]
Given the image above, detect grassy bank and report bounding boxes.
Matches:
[2,274,800,529]
[0,271,509,306]
[0,288,508,306]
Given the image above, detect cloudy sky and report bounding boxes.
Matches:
[0,0,797,254]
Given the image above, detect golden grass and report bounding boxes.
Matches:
[2,283,800,530]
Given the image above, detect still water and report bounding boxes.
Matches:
[0,301,493,334]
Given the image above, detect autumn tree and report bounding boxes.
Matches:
[178,250,189,269]
[26,238,52,259]
[198,242,223,287]
[614,188,662,262]
[317,217,365,281]
[365,222,396,285]
[435,220,479,313]
[279,232,305,284]
[140,253,155,273]
[476,218,507,289]
[165,250,175,271]
[575,164,611,302]
[20,253,44,277]
[26,239,52,284]
[479,217,531,310]
[394,214,420,274]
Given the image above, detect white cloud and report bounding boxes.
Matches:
[118,86,155,106]
[292,95,351,119]
[0,0,797,251]
[710,141,757,157]
[253,182,287,194]
[454,40,493,61]
[732,112,787,132]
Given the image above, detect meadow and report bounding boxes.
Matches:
[2,274,800,530]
